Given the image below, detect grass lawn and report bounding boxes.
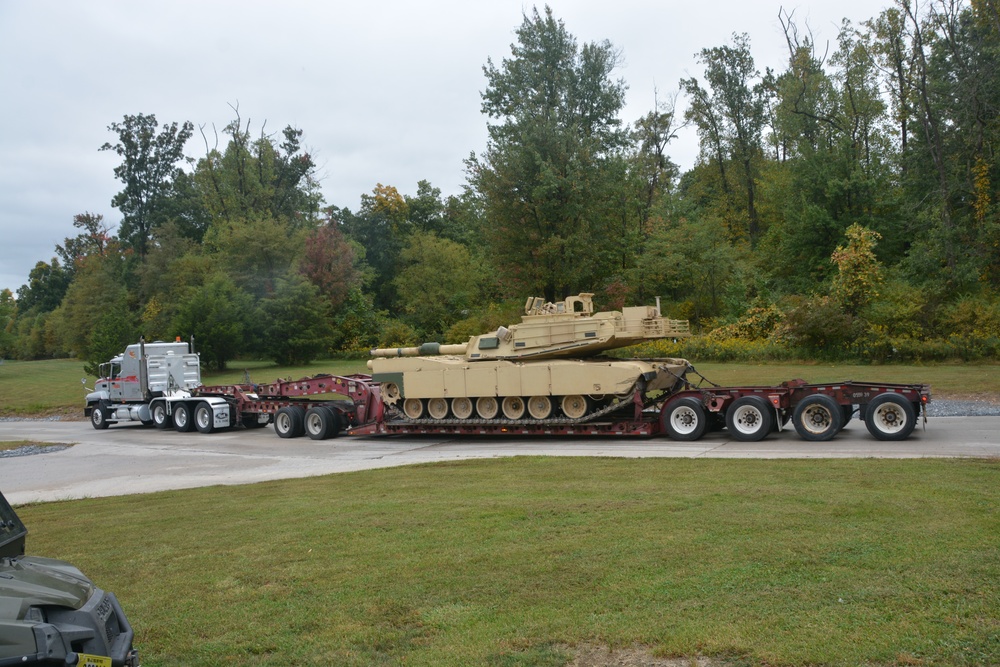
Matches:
[0,357,997,418]
[17,457,1000,667]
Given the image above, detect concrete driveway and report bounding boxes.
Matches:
[1,416,998,505]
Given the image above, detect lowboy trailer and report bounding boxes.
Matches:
[85,340,930,442]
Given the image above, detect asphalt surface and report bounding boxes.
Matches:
[1,414,998,505]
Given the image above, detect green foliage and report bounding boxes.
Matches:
[444,299,526,345]
[830,223,884,315]
[171,274,256,371]
[101,113,194,258]
[779,295,858,356]
[470,6,631,299]
[84,303,137,377]
[8,5,1000,365]
[193,115,322,227]
[393,232,479,340]
[258,275,333,365]
[0,289,14,357]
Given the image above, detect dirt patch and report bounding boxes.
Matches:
[567,644,731,667]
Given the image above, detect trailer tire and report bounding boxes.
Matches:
[90,403,110,430]
[864,394,916,441]
[195,402,216,434]
[274,406,305,438]
[152,402,172,429]
[792,394,843,441]
[725,396,773,441]
[173,402,195,432]
[663,397,708,441]
[305,406,339,440]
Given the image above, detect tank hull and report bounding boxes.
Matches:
[371,356,689,421]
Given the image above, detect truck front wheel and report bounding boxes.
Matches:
[90,403,110,430]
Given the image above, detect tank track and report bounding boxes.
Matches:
[387,392,659,427]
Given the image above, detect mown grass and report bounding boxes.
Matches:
[17,457,1000,667]
[1,357,997,418]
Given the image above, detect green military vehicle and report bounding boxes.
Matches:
[0,491,139,667]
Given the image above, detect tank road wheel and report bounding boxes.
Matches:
[451,397,474,420]
[476,397,499,419]
[90,403,110,430]
[427,397,450,420]
[274,406,305,438]
[402,398,425,420]
[305,406,340,440]
[561,395,588,420]
[173,402,195,432]
[725,396,773,442]
[527,396,553,420]
[152,402,172,429]
[195,402,216,434]
[864,393,917,441]
[663,397,708,441]
[792,394,843,441]
[502,396,526,420]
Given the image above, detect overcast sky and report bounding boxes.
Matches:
[0,0,889,294]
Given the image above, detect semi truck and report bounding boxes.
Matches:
[84,295,930,442]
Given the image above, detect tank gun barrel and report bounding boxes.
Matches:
[370,342,469,358]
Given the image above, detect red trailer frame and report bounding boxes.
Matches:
[194,373,930,443]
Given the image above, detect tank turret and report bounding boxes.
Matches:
[369,294,691,423]
[370,293,689,361]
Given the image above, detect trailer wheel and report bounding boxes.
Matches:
[663,397,707,441]
[90,403,110,430]
[792,394,843,441]
[305,406,339,440]
[173,402,195,432]
[864,394,916,441]
[274,406,305,438]
[725,396,773,441]
[152,402,172,429]
[195,402,216,434]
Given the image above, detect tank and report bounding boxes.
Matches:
[368,293,691,422]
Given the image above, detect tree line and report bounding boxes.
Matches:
[1,2,998,372]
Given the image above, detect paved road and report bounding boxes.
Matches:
[1,417,998,505]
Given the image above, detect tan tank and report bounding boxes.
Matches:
[368,293,691,422]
